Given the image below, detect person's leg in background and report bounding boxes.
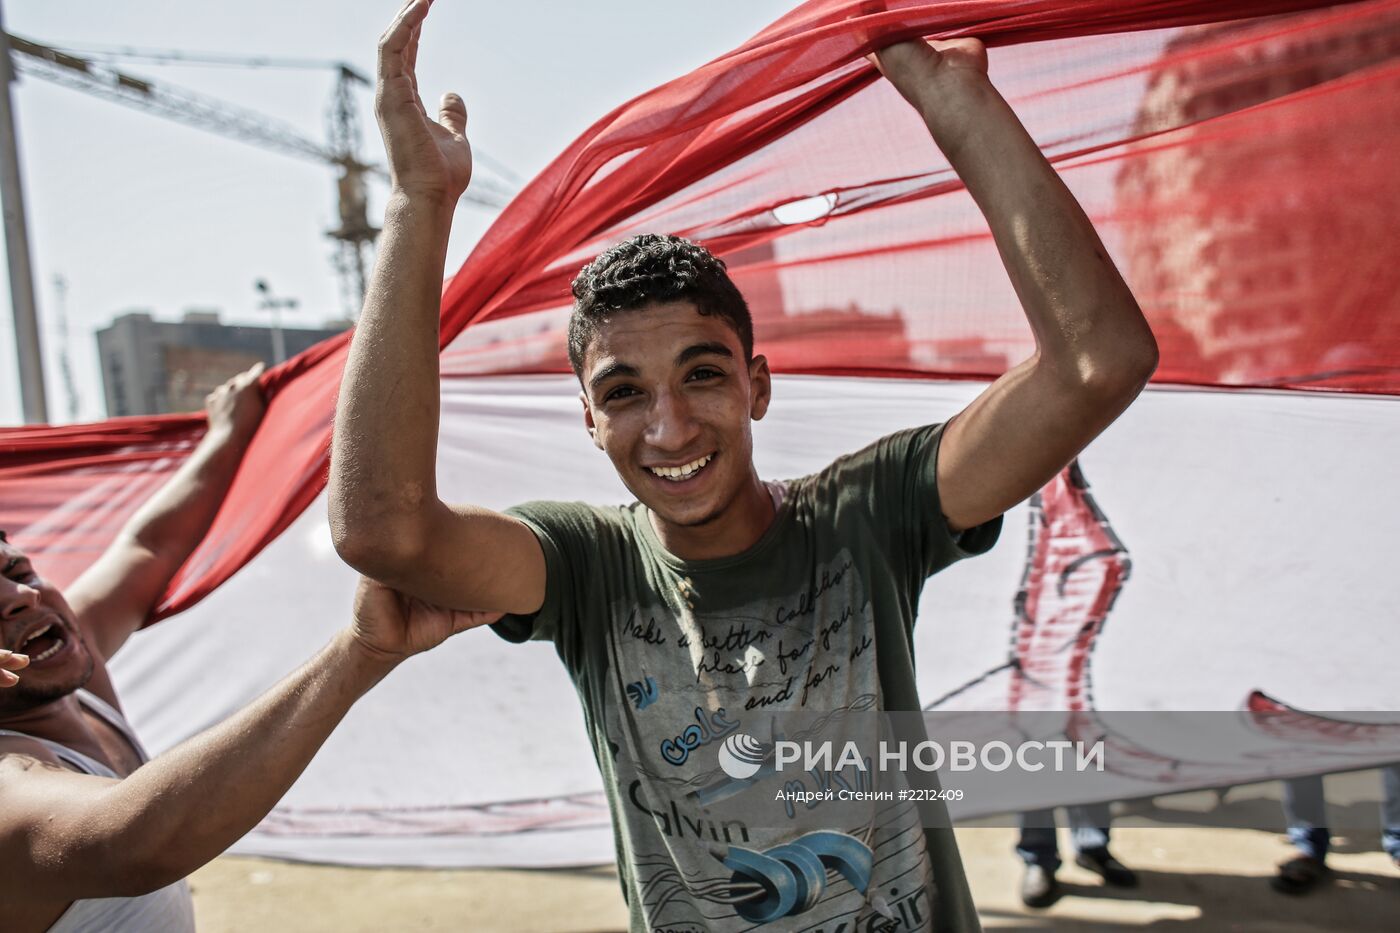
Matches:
[1380,765,1400,868]
[1016,809,1063,908]
[1272,774,1331,895]
[1068,802,1138,887]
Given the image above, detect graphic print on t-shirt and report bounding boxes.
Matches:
[604,549,936,932]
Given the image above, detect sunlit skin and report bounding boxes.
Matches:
[579,301,776,561]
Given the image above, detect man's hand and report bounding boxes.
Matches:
[204,362,266,444]
[871,37,988,111]
[0,649,27,688]
[376,0,472,203]
[348,576,501,663]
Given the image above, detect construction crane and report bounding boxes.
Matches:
[5,33,516,316]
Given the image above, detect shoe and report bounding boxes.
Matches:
[1270,855,1328,895]
[1075,847,1139,888]
[1020,863,1060,908]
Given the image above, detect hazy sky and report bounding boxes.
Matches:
[0,0,793,424]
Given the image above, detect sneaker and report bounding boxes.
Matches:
[1020,863,1060,908]
[1075,847,1139,888]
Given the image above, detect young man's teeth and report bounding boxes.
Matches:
[31,637,64,662]
[651,455,713,481]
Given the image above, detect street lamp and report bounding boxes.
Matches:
[254,279,298,365]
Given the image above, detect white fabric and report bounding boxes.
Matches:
[46,884,196,933]
[105,375,1400,867]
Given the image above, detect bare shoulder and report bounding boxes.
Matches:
[0,733,68,776]
[0,734,114,836]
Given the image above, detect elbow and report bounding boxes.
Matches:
[1128,323,1160,384]
[1108,338,1158,397]
[1074,319,1158,402]
[329,507,428,580]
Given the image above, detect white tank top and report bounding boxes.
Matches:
[0,690,197,932]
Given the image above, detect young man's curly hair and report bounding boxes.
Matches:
[567,234,754,377]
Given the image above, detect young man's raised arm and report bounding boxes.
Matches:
[873,38,1159,532]
[329,0,543,614]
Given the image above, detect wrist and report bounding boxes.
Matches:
[910,66,990,119]
[911,70,996,160]
[201,419,256,453]
[333,628,405,682]
[386,186,460,221]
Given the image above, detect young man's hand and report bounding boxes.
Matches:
[0,649,27,688]
[871,37,988,110]
[376,0,472,204]
[204,362,266,444]
[348,576,501,664]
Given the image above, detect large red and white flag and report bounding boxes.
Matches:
[3,0,1397,866]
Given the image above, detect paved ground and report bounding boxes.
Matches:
[189,779,1400,932]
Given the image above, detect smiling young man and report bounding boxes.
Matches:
[330,2,1158,930]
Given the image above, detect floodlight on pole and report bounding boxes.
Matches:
[255,279,298,365]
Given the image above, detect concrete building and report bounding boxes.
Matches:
[1115,7,1400,385]
[97,310,350,416]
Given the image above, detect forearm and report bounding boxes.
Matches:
[330,191,456,567]
[119,422,251,570]
[913,71,1155,383]
[97,630,395,889]
[67,422,256,647]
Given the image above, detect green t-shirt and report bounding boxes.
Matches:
[494,424,1001,932]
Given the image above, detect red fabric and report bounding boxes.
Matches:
[2,0,1395,620]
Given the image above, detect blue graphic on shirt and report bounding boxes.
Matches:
[659,706,738,765]
[719,831,874,923]
[627,676,660,709]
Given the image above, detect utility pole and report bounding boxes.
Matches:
[0,1,48,423]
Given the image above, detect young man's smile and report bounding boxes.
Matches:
[580,301,774,552]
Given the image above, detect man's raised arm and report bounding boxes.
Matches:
[328,0,544,614]
[64,364,265,659]
[0,578,496,905]
[873,38,1159,532]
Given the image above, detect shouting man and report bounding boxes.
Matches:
[1,366,490,932]
[331,2,1158,930]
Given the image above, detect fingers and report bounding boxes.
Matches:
[209,361,263,402]
[377,0,432,83]
[439,93,468,137]
[405,21,420,78]
[0,649,29,686]
[0,649,30,670]
[237,360,266,385]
